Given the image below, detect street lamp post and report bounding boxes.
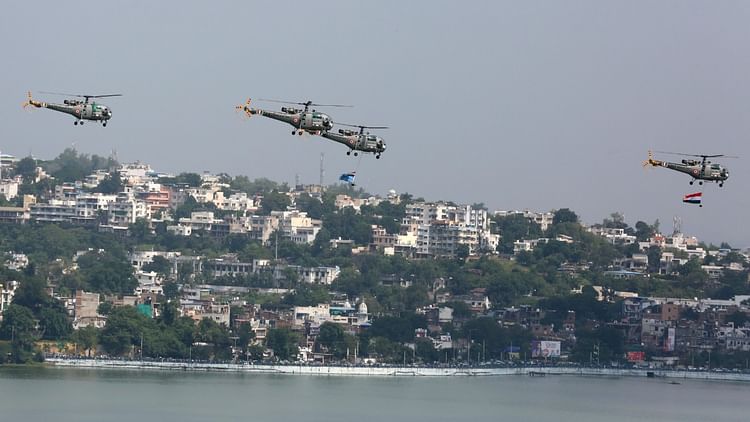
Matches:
[467,329,477,365]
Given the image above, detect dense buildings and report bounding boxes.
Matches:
[0,154,748,368]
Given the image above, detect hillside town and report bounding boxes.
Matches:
[0,149,749,370]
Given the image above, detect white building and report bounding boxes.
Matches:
[129,250,181,272]
[0,178,20,200]
[494,209,555,231]
[0,280,19,320]
[83,170,110,189]
[170,211,223,234]
[4,253,28,271]
[405,202,495,257]
[294,304,332,328]
[118,163,154,186]
[73,193,118,224]
[108,193,149,227]
[215,192,257,213]
[30,200,77,222]
[589,227,637,245]
[271,210,321,245]
[248,214,279,244]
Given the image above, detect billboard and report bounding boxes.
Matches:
[627,351,645,362]
[532,340,561,358]
[664,327,675,352]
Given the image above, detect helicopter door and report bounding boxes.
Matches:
[302,113,312,129]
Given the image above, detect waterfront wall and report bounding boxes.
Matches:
[44,358,750,382]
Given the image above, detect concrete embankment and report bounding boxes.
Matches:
[44,358,750,382]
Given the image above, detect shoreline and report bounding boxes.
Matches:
[43,358,750,382]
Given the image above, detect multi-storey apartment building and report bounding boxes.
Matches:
[404,202,497,257]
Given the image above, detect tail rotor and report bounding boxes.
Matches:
[22,91,39,111]
[642,150,660,169]
[235,98,253,120]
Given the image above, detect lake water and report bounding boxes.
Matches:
[0,367,747,422]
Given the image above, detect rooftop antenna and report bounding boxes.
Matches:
[673,216,682,236]
[319,153,325,186]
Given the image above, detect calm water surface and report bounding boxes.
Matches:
[0,367,747,422]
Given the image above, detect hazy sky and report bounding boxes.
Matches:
[2,1,750,246]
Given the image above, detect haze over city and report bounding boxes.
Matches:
[3,1,750,245]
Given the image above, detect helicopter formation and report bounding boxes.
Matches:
[22,90,741,201]
[23,91,389,160]
[235,98,387,159]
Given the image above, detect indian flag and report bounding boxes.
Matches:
[682,192,702,205]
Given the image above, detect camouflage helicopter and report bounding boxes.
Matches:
[321,123,388,159]
[23,91,121,126]
[643,150,736,187]
[235,98,350,136]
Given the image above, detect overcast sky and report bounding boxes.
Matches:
[2,1,750,246]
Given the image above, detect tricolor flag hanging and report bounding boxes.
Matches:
[682,192,702,206]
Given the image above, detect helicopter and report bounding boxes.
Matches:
[22,91,121,126]
[643,150,735,187]
[321,124,388,159]
[235,98,350,136]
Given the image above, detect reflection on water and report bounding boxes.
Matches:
[0,367,747,422]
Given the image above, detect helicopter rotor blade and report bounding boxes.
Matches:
[310,103,353,108]
[256,98,353,108]
[653,150,738,159]
[256,98,296,105]
[335,123,389,129]
[39,91,122,99]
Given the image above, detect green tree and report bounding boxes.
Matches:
[77,250,137,294]
[72,325,100,356]
[265,328,299,361]
[99,306,149,356]
[317,322,345,351]
[15,156,38,182]
[0,304,38,362]
[635,221,655,242]
[261,190,291,214]
[128,218,152,243]
[552,208,579,225]
[142,256,172,279]
[493,214,543,254]
[196,318,232,360]
[43,148,115,183]
[369,314,426,343]
[38,305,72,340]
[646,246,662,273]
[94,172,123,194]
